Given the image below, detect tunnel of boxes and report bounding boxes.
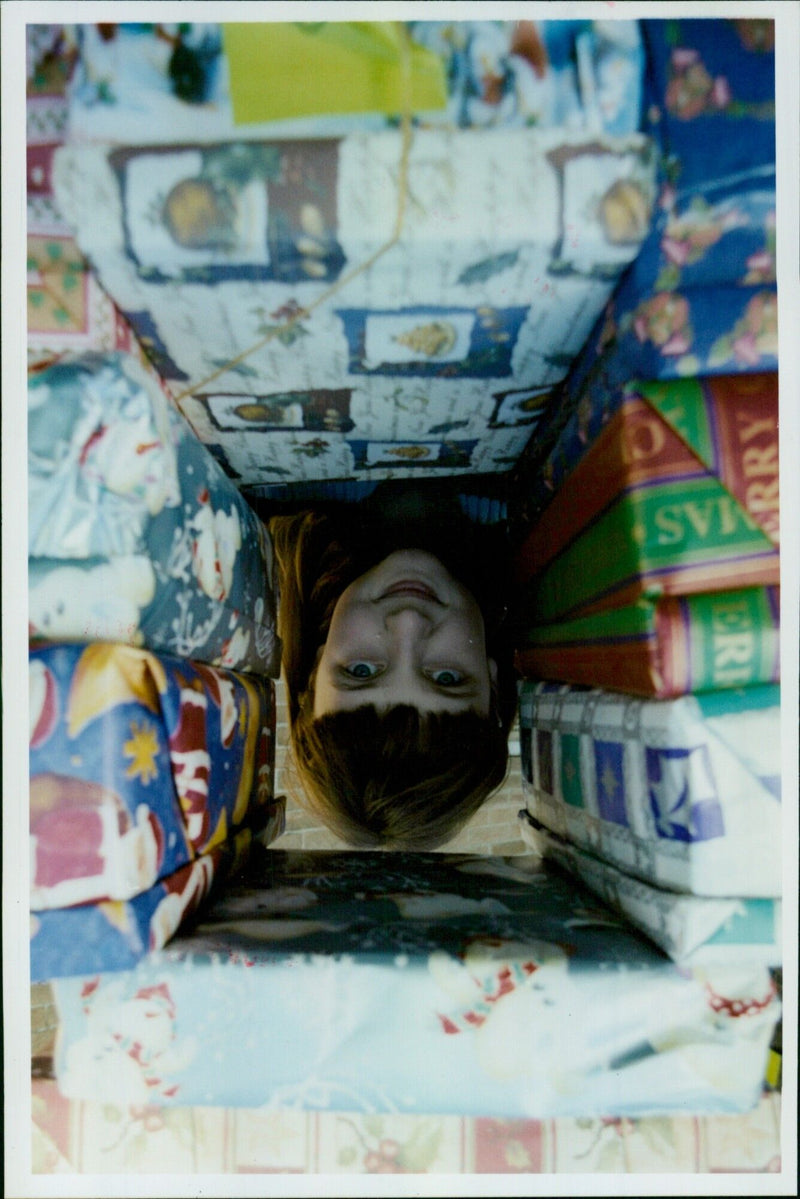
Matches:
[24,15,784,1173]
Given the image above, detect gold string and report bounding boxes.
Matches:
[172,25,415,407]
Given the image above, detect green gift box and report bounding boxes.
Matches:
[513,373,779,625]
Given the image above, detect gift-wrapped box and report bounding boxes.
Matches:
[507,16,777,523]
[640,18,775,194]
[26,62,140,373]
[64,20,644,143]
[518,681,781,898]
[519,814,781,966]
[509,288,779,528]
[513,373,779,622]
[32,827,276,982]
[51,848,779,1117]
[515,585,780,697]
[51,120,656,488]
[28,352,280,675]
[29,641,278,913]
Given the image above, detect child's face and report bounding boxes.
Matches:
[312,550,497,717]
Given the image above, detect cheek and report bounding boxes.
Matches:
[451,607,488,653]
[323,601,380,656]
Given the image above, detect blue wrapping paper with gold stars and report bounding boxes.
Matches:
[29,641,283,979]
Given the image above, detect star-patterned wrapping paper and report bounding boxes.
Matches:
[29,641,282,980]
[518,815,781,966]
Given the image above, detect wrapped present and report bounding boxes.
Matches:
[51,120,656,487]
[515,585,780,697]
[29,642,278,912]
[518,815,781,966]
[51,848,779,1117]
[518,681,781,898]
[28,352,280,675]
[510,326,777,532]
[624,18,777,299]
[26,61,139,372]
[63,20,644,142]
[640,18,775,194]
[32,823,279,982]
[507,16,778,523]
[513,373,779,621]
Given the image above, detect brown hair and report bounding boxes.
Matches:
[269,503,516,849]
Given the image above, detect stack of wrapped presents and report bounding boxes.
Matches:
[19,14,787,1176]
[510,20,781,979]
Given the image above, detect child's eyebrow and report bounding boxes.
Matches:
[332,672,482,700]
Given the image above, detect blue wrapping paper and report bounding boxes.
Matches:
[640,18,775,192]
[508,16,777,522]
[28,352,280,675]
[51,849,779,1118]
[29,641,277,912]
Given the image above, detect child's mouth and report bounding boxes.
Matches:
[379,581,442,604]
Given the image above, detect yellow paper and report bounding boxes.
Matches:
[222,21,447,125]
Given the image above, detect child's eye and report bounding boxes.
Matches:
[344,661,381,680]
[429,669,465,687]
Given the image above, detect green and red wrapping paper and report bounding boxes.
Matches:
[515,585,780,698]
[513,373,779,695]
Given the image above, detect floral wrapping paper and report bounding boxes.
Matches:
[28,352,280,675]
[519,815,781,967]
[51,849,779,1118]
[509,16,777,523]
[518,681,781,899]
[513,372,779,621]
[51,121,656,487]
[29,641,278,914]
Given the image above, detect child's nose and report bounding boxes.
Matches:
[383,605,435,640]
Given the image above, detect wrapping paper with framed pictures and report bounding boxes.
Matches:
[51,849,779,1117]
[51,122,657,488]
[28,352,280,676]
[518,680,781,899]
